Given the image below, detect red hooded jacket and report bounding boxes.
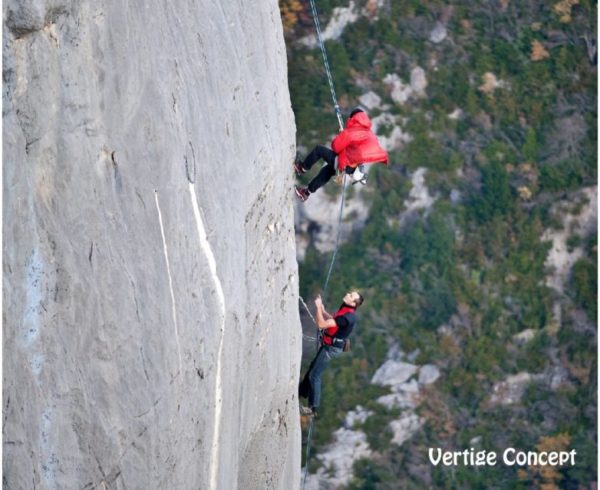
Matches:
[331,111,389,171]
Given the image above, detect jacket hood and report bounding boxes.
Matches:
[347,111,371,130]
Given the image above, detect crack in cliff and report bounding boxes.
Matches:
[188,183,226,490]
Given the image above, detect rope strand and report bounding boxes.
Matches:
[322,175,347,299]
[300,3,347,488]
[299,176,348,490]
[307,0,344,131]
[302,418,315,488]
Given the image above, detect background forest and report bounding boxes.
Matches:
[280,0,597,488]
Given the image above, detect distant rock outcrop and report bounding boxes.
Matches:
[303,406,373,489]
[542,186,597,293]
[3,1,301,489]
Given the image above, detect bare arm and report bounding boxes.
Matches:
[315,295,336,330]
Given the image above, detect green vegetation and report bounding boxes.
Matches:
[281,0,596,487]
[572,257,598,322]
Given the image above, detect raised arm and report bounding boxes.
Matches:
[315,295,337,330]
[331,129,352,154]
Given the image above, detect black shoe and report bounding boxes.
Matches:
[294,160,307,175]
[295,186,310,202]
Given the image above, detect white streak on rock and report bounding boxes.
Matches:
[40,406,58,484]
[189,183,226,490]
[24,249,44,346]
[154,191,182,371]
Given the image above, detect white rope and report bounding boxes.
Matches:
[322,175,347,299]
[301,4,348,488]
[307,0,344,131]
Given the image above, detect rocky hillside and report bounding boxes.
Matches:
[3,1,301,489]
[283,0,597,488]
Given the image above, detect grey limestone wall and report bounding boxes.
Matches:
[3,1,301,488]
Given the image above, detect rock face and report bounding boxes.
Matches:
[3,1,301,489]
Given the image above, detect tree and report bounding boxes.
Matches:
[572,257,597,321]
[474,161,513,222]
[279,0,303,33]
[522,127,538,161]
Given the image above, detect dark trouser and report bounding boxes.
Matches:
[299,345,342,409]
[302,146,337,194]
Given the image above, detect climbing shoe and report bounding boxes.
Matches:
[295,186,310,202]
[294,160,307,175]
[299,405,316,417]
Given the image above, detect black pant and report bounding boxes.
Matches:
[302,146,337,193]
[302,146,356,193]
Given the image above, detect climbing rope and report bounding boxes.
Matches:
[321,175,348,300]
[298,174,348,351]
[299,175,348,490]
[302,417,316,489]
[299,295,318,326]
[299,296,319,342]
[299,293,318,488]
[307,0,344,131]
[318,174,348,349]
[299,2,349,488]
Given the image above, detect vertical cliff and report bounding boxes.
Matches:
[3,1,301,488]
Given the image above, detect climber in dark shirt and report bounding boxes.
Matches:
[299,290,364,417]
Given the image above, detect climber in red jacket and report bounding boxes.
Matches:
[294,108,389,202]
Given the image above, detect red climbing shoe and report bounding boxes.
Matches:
[295,186,310,202]
[294,160,307,175]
